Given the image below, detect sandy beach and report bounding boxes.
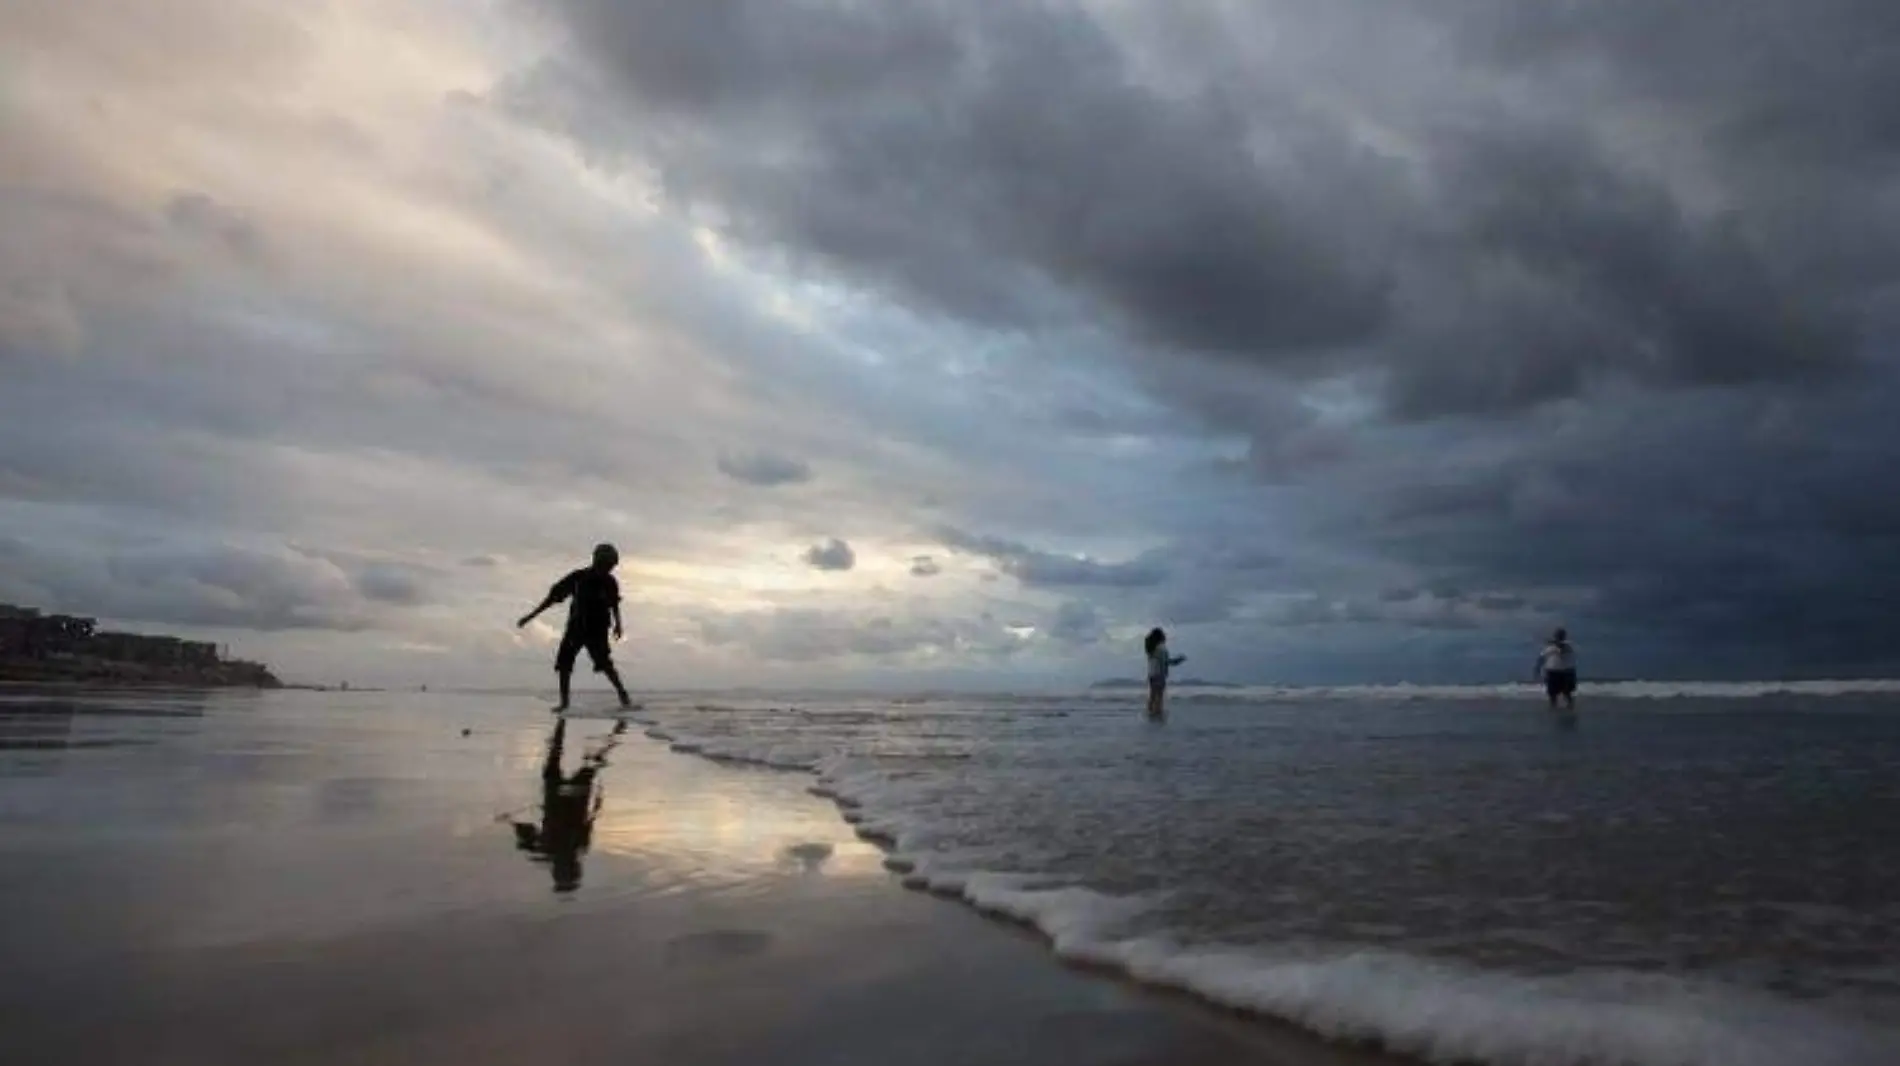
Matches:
[0,690,1394,1066]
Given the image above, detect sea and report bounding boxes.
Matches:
[5,681,1899,1065]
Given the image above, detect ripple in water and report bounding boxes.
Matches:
[634,691,1900,1066]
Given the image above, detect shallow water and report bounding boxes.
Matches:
[628,686,1900,1066]
[0,688,884,962]
[4,685,1897,1066]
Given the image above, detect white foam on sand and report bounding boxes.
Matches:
[635,714,1900,1066]
[867,843,1898,1065]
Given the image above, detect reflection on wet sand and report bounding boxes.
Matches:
[0,691,1373,1066]
[510,719,627,893]
[583,747,887,887]
[0,691,212,752]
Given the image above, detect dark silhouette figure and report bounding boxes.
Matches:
[511,719,626,893]
[1143,627,1186,720]
[518,543,631,710]
[1535,627,1579,711]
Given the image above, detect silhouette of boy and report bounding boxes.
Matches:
[518,543,631,710]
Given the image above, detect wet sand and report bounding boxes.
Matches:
[0,691,1400,1066]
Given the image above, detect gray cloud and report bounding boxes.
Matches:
[935,526,1167,589]
[353,562,431,606]
[520,1,1392,357]
[164,191,266,264]
[717,449,813,487]
[1345,384,1900,676]
[511,0,1900,679]
[909,555,941,578]
[694,606,1026,663]
[8,0,1900,685]
[801,537,856,572]
[0,534,396,633]
[523,0,1894,421]
[1048,600,1106,646]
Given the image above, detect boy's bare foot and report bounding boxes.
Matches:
[553,703,568,714]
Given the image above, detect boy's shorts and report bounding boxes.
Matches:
[555,629,613,674]
[1545,669,1577,697]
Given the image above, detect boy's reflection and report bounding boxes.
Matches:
[511,719,626,893]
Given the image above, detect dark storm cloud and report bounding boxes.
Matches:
[935,526,1167,589]
[1383,122,1859,417]
[524,0,1895,417]
[717,449,813,487]
[521,0,1393,358]
[1355,385,1900,676]
[801,537,856,572]
[522,0,1900,676]
[1466,0,1900,165]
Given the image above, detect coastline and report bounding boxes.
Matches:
[0,692,1400,1066]
[0,602,281,688]
[0,663,281,688]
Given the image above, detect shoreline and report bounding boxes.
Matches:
[612,716,1423,1065]
[0,694,1397,1066]
[0,675,280,692]
[625,709,1900,1066]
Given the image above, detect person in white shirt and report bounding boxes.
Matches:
[1535,627,1578,710]
[1144,627,1186,720]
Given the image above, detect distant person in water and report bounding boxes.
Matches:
[1144,627,1186,719]
[1535,627,1578,710]
[518,543,631,711]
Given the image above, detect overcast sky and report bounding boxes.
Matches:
[3,0,1897,689]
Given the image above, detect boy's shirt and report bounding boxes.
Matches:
[1538,642,1576,674]
[550,568,619,635]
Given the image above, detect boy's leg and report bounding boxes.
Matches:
[554,632,581,710]
[603,664,631,706]
[586,635,631,706]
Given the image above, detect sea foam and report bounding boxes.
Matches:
[634,712,1900,1066]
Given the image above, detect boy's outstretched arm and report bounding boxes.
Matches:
[1170,654,1187,666]
[517,596,555,628]
[611,602,624,640]
[517,584,568,628]
[519,574,578,628]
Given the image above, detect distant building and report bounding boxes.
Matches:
[0,606,38,657]
[90,632,219,667]
[0,608,95,658]
[0,603,278,687]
